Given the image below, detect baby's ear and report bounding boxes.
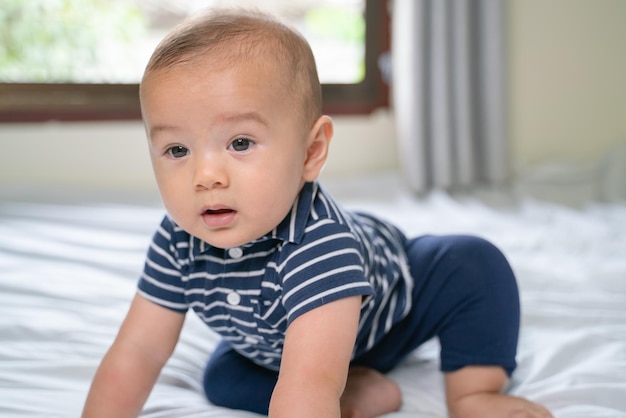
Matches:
[302,116,333,182]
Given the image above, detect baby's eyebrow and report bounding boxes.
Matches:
[148,125,179,139]
[147,112,268,140]
[222,111,269,127]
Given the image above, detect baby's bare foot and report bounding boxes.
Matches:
[340,367,401,418]
[449,393,553,418]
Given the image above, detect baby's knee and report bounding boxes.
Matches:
[201,348,276,414]
[445,235,516,288]
[448,235,506,264]
[203,361,233,408]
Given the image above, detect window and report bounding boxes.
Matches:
[0,0,389,122]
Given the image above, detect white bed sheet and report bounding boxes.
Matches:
[1,179,625,417]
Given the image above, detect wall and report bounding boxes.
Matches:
[2,0,625,197]
[508,0,626,169]
[0,111,398,196]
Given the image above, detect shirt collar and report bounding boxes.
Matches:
[263,181,317,245]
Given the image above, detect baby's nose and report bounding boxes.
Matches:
[193,157,228,190]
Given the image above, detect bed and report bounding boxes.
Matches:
[1,175,625,417]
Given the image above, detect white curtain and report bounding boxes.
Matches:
[392,0,508,193]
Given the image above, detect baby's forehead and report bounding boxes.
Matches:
[143,56,307,120]
[142,15,319,124]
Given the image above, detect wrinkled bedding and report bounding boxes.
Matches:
[1,180,625,417]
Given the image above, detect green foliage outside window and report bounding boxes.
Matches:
[305,5,365,82]
[0,0,145,82]
[0,1,365,84]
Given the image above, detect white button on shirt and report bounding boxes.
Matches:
[226,291,241,306]
[228,247,243,259]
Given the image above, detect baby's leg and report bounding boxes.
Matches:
[403,235,552,417]
[203,340,278,415]
[445,366,553,418]
[340,366,401,418]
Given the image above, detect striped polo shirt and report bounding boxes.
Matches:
[138,181,414,371]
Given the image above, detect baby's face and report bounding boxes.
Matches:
[141,59,313,249]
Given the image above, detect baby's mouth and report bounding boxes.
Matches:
[205,208,234,215]
[202,207,237,227]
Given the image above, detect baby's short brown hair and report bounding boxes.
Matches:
[142,8,322,127]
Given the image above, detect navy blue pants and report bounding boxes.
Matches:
[203,235,520,415]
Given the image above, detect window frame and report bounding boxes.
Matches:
[0,0,389,123]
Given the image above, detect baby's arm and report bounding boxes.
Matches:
[445,366,553,418]
[269,295,362,418]
[82,294,185,418]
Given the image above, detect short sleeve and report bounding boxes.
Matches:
[279,221,374,324]
[137,217,189,313]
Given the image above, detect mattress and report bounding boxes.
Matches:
[1,178,625,417]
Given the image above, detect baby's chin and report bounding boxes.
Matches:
[190,227,265,250]
[172,212,275,250]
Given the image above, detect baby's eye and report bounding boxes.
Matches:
[229,137,253,152]
[166,145,189,159]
